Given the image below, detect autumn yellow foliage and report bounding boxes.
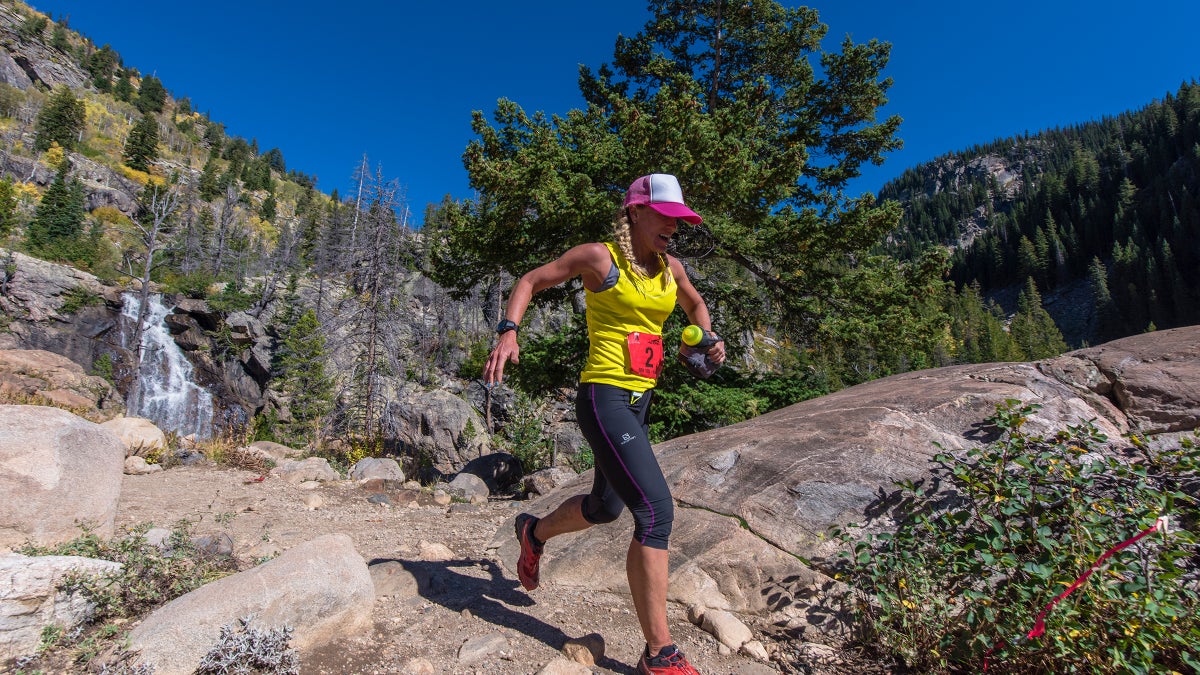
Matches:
[44,142,65,167]
[119,165,165,187]
[15,182,41,200]
[91,205,131,226]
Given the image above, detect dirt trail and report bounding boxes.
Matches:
[115,465,786,674]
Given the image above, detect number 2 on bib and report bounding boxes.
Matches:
[626,332,664,378]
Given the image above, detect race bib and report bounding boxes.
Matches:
[626,332,664,378]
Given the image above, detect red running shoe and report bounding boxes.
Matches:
[637,644,701,674]
[514,513,543,591]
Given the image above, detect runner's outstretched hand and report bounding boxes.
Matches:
[484,331,519,386]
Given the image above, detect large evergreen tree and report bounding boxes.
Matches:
[33,86,86,152]
[1009,277,1068,359]
[135,74,167,114]
[26,161,88,261]
[431,0,945,384]
[277,308,335,447]
[123,114,160,172]
[112,69,135,103]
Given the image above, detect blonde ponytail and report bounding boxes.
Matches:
[613,208,672,287]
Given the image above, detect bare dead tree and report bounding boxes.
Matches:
[210,183,239,275]
[342,163,409,449]
[125,180,183,362]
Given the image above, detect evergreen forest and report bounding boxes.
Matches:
[881,81,1200,346]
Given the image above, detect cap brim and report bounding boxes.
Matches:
[649,202,702,224]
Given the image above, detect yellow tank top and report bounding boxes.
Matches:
[580,242,677,391]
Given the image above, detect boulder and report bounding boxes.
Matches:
[457,632,509,666]
[224,312,266,345]
[269,456,339,484]
[460,452,521,493]
[1042,326,1200,434]
[171,298,221,331]
[100,416,167,457]
[349,457,405,483]
[497,328,1200,639]
[522,466,578,497]
[447,472,489,502]
[384,390,490,473]
[368,560,422,599]
[0,406,125,551]
[0,251,128,382]
[124,455,163,475]
[125,534,373,675]
[246,440,300,462]
[698,608,754,652]
[0,349,123,421]
[0,553,122,663]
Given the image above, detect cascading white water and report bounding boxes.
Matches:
[121,292,214,440]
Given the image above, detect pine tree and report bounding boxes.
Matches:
[241,154,272,192]
[123,114,159,172]
[26,161,88,261]
[50,24,70,52]
[1087,257,1122,341]
[1009,277,1068,359]
[435,0,928,383]
[84,44,120,91]
[112,69,135,103]
[0,177,18,239]
[135,75,167,114]
[33,86,86,152]
[948,281,1021,363]
[198,158,222,201]
[277,308,334,447]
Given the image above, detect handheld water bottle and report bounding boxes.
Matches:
[677,325,721,379]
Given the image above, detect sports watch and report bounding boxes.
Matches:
[496,319,519,335]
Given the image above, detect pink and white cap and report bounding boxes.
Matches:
[623,173,702,224]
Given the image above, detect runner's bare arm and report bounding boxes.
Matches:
[483,243,611,385]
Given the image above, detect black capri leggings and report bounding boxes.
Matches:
[575,382,674,550]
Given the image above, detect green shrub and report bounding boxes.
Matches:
[18,521,239,621]
[91,353,115,385]
[503,391,552,473]
[567,444,594,472]
[834,401,1200,674]
[161,269,217,298]
[58,285,102,314]
[207,280,257,313]
[458,335,491,380]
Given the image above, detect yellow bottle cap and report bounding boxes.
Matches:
[681,325,704,346]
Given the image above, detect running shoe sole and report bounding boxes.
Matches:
[514,513,542,591]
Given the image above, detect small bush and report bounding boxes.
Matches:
[18,521,239,622]
[91,352,115,384]
[207,280,257,313]
[58,285,102,314]
[835,401,1200,674]
[566,444,595,472]
[503,391,552,473]
[197,616,299,675]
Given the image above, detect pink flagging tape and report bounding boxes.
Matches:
[982,516,1168,671]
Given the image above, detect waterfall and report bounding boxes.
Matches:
[121,292,214,440]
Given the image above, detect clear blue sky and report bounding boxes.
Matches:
[28,1,1200,224]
